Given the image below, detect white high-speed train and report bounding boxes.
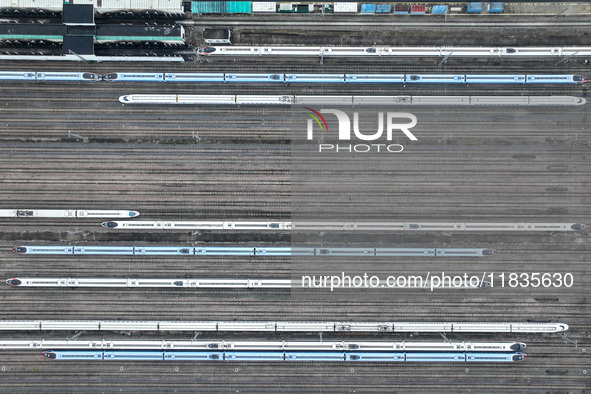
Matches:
[0,71,102,81]
[13,245,496,257]
[0,320,568,333]
[105,72,586,84]
[198,46,591,58]
[101,220,586,232]
[6,277,292,289]
[119,94,586,106]
[42,350,526,362]
[0,339,525,351]
[101,220,291,230]
[0,209,139,218]
[5,277,490,289]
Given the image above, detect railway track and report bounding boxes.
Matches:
[0,297,586,315]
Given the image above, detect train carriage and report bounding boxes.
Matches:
[158,321,219,331]
[42,350,103,359]
[406,74,465,83]
[225,351,286,361]
[346,352,405,361]
[376,248,436,257]
[285,74,346,83]
[35,72,102,81]
[120,95,177,104]
[236,95,293,105]
[217,321,277,332]
[527,74,586,84]
[345,74,406,83]
[435,248,496,256]
[465,75,526,84]
[255,247,292,256]
[466,352,526,362]
[103,73,164,82]
[99,321,159,331]
[103,351,164,360]
[0,72,36,80]
[134,247,193,255]
[277,321,335,332]
[195,247,256,256]
[164,73,225,82]
[285,352,345,361]
[405,352,466,362]
[165,351,223,360]
[178,95,236,104]
[73,246,134,255]
[13,246,74,254]
[225,73,285,83]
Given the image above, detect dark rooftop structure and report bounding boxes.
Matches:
[62,35,94,55]
[0,24,65,37]
[95,25,185,41]
[63,4,95,25]
[0,2,184,59]
[66,25,96,36]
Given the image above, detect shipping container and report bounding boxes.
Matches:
[360,3,376,14]
[467,2,483,13]
[488,2,504,13]
[410,4,426,14]
[392,4,409,14]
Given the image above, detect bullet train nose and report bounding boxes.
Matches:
[101,221,118,228]
[82,73,102,81]
[510,342,526,350]
[571,223,586,230]
[103,73,117,81]
[119,96,131,103]
[6,278,21,286]
[129,211,140,217]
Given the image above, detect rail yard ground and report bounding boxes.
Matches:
[0,14,589,392]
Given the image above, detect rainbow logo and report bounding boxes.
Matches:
[304,107,328,132]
